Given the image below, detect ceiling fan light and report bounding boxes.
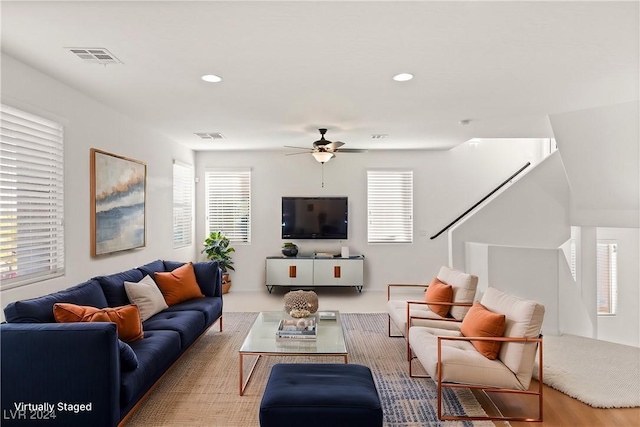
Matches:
[393,73,413,82]
[201,74,222,83]
[312,152,333,163]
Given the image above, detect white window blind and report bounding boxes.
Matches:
[597,242,618,315]
[569,238,577,281]
[205,169,251,243]
[0,104,64,289]
[367,170,413,243]
[172,161,193,248]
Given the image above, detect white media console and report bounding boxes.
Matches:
[265,255,364,293]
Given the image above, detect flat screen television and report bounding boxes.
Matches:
[282,197,348,239]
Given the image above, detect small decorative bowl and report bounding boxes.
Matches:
[282,247,298,257]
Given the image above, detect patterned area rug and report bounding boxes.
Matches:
[124,312,496,426]
[533,334,640,408]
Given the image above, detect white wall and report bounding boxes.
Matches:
[487,245,560,335]
[550,102,640,227]
[0,55,196,320]
[465,242,559,335]
[558,244,594,338]
[195,139,544,293]
[450,151,571,271]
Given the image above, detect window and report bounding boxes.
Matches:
[172,161,193,248]
[569,238,577,281]
[367,170,413,243]
[205,169,251,243]
[597,242,618,315]
[0,104,64,289]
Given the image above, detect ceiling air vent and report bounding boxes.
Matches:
[194,132,225,140]
[371,134,388,139]
[65,47,122,65]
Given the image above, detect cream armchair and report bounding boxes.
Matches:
[408,287,545,422]
[387,266,478,338]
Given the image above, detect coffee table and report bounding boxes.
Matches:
[239,310,348,395]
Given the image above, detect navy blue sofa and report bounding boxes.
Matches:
[1,260,223,427]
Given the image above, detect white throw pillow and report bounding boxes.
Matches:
[124,275,168,322]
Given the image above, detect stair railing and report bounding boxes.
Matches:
[430,162,531,240]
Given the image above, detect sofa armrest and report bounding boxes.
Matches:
[408,300,473,308]
[436,335,543,343]
[1,322,120,427]
[407,301,471,321]
[387,283,428,301]
[192,261,223,297]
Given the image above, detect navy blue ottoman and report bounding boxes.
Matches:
[259,364,383,427]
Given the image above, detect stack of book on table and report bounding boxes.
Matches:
[276,317,317,341]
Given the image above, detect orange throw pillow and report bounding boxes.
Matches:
[424,278,453,317]
[153,262,204,306]
[461,302,506,359]
[53,303,143,343]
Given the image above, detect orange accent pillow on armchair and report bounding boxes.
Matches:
[424,278,453,317]
[460,302,506,359]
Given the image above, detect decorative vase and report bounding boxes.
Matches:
[222,272,231,294]
[282,244,298,257]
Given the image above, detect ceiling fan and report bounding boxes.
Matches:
[285,128,367,163]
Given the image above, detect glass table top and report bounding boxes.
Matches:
[239,311,347,355]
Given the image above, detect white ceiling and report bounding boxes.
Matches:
[1,1,638,152]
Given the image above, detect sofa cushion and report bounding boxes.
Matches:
[460,302,506,359]
[4,279,108,323]
[480,287,545,388]
[143,310,205,348]
[124,275,168,322]
[53,303,144,343]
[436,266,478,320]
[137,259,166,278]
[425,278,453,317]
[409,326,524,390]
[163,297,222,327]
[120,330,181,410]
[154,263,204,306]
[118,339,139,371]
[164,260,221,297]
[94,268,144,307]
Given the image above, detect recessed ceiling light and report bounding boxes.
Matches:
[201,74,222,83]
[393,73,413,82]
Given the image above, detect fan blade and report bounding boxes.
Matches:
[284,145,312,150]
[336,148,368,153]
[285,151,312,156]
[326,141,345,151]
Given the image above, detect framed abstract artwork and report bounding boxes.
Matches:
[90,148,147,256]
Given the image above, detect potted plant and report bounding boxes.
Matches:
[202,231,235,293]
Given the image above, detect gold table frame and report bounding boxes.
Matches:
[238,311,348,395]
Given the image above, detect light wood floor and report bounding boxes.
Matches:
[478,381,640,427]
[222,289,640,427]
